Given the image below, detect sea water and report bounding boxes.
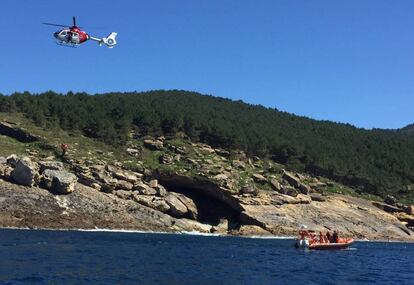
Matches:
[0,228,413,284]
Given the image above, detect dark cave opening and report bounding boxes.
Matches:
[159,181,241,227]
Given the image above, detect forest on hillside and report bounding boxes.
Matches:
[1,91,413,201]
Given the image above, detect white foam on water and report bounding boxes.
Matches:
[76,228,171,235]
[178,231,222,237]
[242,235,295,240]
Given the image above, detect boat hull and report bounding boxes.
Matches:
[308,239,354,250]
[295,238,354,250]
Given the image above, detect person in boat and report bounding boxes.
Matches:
[319,232,325,243]
[326,231,332,243]
[332,230,339,243]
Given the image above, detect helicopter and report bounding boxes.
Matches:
[43,17,117,48]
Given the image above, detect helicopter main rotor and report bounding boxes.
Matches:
[42,16,79,28]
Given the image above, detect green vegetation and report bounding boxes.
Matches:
[1,90,414,202]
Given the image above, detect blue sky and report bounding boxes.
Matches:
[1,0,414,129]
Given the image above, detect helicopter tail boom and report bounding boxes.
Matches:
[89,32,117,48]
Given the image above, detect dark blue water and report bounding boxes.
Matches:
[0,229,413,285]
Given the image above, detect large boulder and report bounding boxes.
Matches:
[165,192,188,217]
[269,179,281,191]
[211,218,229,233]
[310,193,326,202]
[253,174,267,184]
[126,148,140,156]
[174,192,198,220]
[115,180,134,191]
[44,169,77,194]
[372,201,401,213]
[239,185,258,196]
[215,149,230,158]
[237,225,272,236]
[282,171,301,188]
[149,179,158,188]
[405,205,414,215]
[173,218,213,233]
[279,185,299,197]
[232,160,246,170]
[144,139,164,150]
[77,172,98,187]
[199,145,215,154]
[0,158,12,180]
[38,161,65,173]
[393,212,414,227]
[159,154,174,165]
[6,154,19,167]
[167,144,187,155]
[100,184,115,193]
[134,182,157,195]
[106,165,141,183]
[11,157,39,186]
[385,195,397,206]
[132,194,171,213]
[92,171,117,186]
[299,183,312,194]
[282,171,312,194]
[213,173,228,182]
[0,156,6,165]
[155,184,168,197]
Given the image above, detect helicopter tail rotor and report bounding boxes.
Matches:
[89,32,117,48]
[102,32,117,48]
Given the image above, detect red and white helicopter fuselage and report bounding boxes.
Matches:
[45,17,117,48]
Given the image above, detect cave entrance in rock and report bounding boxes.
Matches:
[160,181,241,227]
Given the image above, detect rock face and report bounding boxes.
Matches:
[237,225,272,236]
[236,193,413,241]
[11,157,38,186]
[0,122,41,143]
[0,133,413,242]
[47,170,78,194]
[165,192,188,217]
[0,179,175,232]
[174,192,198,220]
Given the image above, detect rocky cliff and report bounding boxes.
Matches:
[1,133,413,241]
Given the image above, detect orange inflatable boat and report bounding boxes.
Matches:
[295,229,354,250]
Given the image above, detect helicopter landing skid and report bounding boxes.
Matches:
[55,41,78,48]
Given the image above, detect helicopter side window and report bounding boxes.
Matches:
[61,31,67,36]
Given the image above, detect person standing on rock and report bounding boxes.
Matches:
[60,143,69,157]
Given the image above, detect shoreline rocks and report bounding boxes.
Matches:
[0,149,413,241]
